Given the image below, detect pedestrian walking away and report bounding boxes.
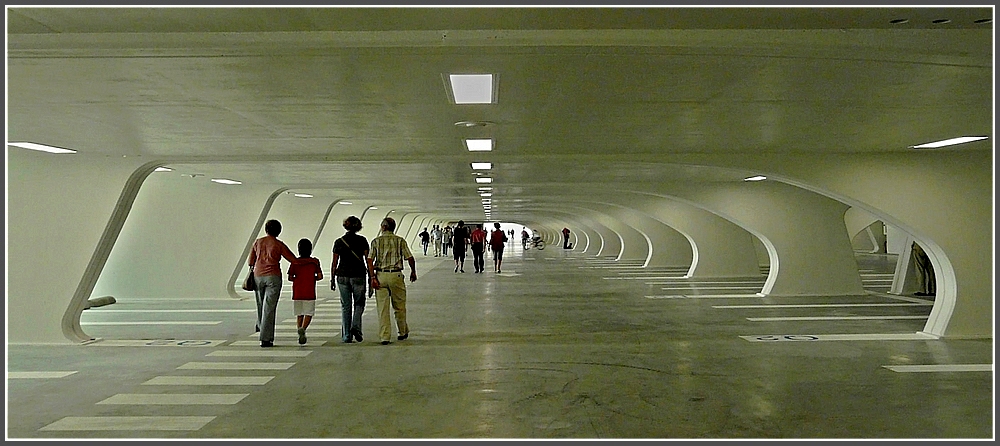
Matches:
[470,223,487,273]
[288,238,323,345]
[367,217,417,345]
[331,215,370,343]
[490,222,508,273]
[452,220,470,273]
[419,227,430,256]
[248,219,300,348]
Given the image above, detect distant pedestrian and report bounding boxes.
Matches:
[470,223,487,273]
[431,225,443,257]
[442,225,453,256]
[452,221,470,273]
[490,222,508,273]
[419,227,430,255]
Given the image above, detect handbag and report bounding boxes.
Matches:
[242,266,256,291]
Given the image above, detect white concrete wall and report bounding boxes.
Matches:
[8,148,149,344]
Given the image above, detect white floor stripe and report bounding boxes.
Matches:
[883,364,993,373]
[646,294,759,299]
[207,350,312,357]
[143,376,273,385]
[40,416,216,431]
[661,286,761,291]
[8,371,77,379]
[881,294,935,304]
[87,340,227,347]
[80,321,222,325]
[249,333,338,338]
[230,340,327,347]
[97,393,249,405]
[275,326,339,331]
[281,318,341,323]
[84,309,255,313]
[646,281,764,285]
[714,303,934,309]
[747,316,927,321]
[178,362,295,370]
[741,332,939,342]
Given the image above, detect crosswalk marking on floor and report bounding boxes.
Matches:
[206,350,312,357]
[39,416,216,431]
[142,376,274,386]
[80,321,222,325]
[882,364,993,373]
[85,340,228,347]
[84,309,255,313]
[747,315,927,322]
[96,393,250,405]
[714,303,934,309]
[227,340,328,347]
[177,362,296,370]
[646,294,759,299]
[740,333,939,342]
[8,371,77,379]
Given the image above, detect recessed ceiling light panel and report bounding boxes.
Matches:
[448,74,495,104]
[475,177,493,184]
[471,162,492,170]
[466,139,493,152]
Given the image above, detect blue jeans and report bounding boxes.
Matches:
[338,276,367,342]
[254,274,282,343]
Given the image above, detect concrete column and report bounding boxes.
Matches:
[623,193,762,278]
[666,180,865,297]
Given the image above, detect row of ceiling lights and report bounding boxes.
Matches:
[449,74,498,221]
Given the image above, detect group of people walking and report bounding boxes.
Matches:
[446,221,508,274]
[247,218,526,349]
[419,224,456,257]
[248,217,416,348]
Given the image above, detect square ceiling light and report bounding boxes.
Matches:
[475,177,493,184]
[471,162,492,170]
[466,139,493,152]
[448,74,495,104]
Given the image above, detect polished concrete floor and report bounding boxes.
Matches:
[6,246,994,439]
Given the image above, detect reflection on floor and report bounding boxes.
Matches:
[7,249,990,439]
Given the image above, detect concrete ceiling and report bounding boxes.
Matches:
[6,7,994,225]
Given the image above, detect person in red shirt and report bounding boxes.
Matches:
[469,223,487,273]
[288,238,323,345]
[489,222,508,273]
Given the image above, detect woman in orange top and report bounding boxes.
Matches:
[248,219,299,347]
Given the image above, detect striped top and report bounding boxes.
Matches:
[369,231,413,271]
